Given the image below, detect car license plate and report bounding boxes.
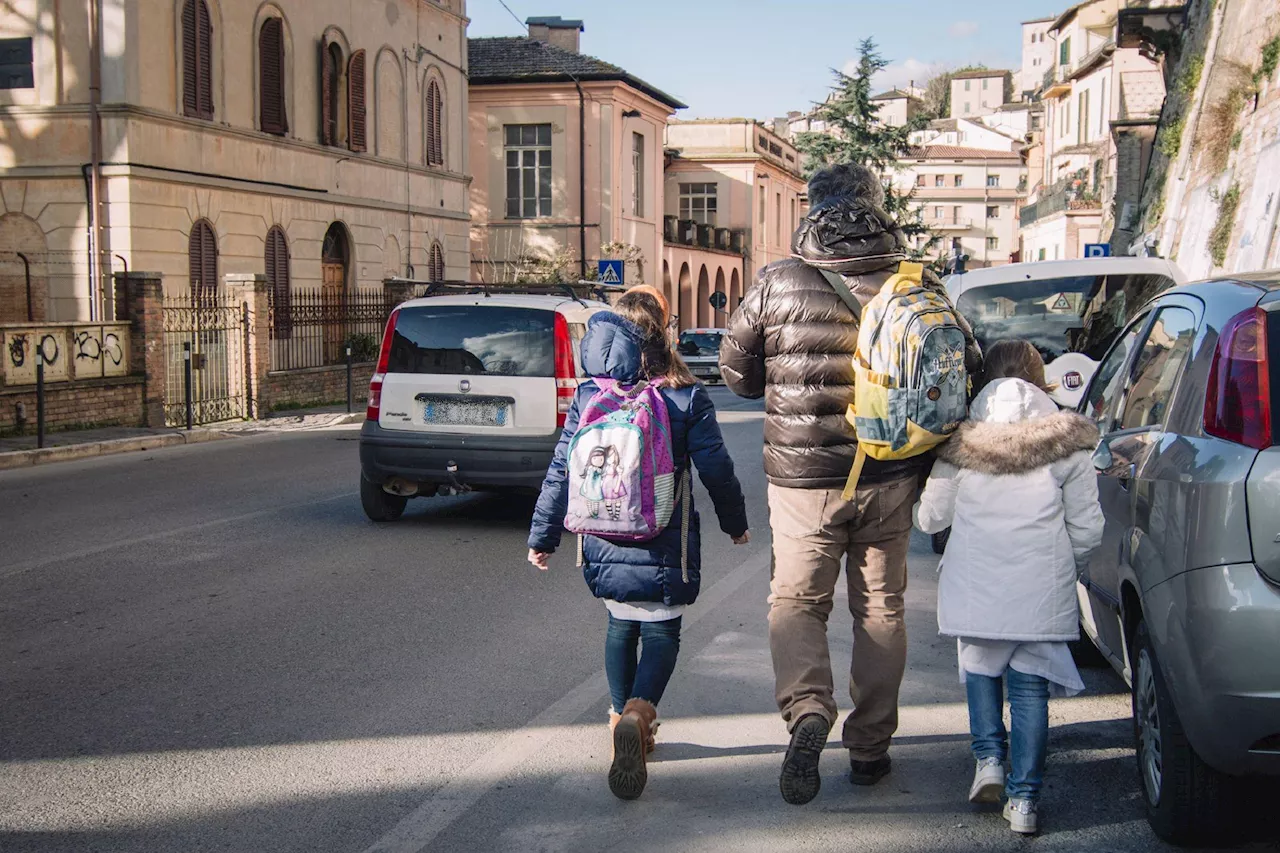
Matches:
[694,367,715,376]
[420,396,509,427]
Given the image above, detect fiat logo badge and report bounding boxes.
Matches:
[458,380,471,393]
[1063,371,1083,390]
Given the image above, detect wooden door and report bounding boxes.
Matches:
[322,262,344,364]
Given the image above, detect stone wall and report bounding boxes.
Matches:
[265,364,375,411]
[0,376,144,433]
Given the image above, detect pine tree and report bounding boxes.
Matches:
[793,38,939,259]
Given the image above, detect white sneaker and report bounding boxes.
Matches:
[968,757,1005,804]
[1003,797,1039,834]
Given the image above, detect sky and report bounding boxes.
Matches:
[467,0,1069,119]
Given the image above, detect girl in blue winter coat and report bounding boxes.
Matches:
[528,289,749,801]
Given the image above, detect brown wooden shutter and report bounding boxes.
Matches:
[429,241,444,282]
[189,220,217,303]
[347,49,366,153]
[181,0,198,116]
[319,40,333,145]
[195,0,213,119]
[427,80,443,166]
[265,226,292,338]
[259,18,286,135]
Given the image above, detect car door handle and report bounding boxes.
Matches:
[1118,462,1136,491]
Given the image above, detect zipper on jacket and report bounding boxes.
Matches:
[680,467,691,583]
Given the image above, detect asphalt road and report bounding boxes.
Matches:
[0,388,1271,852]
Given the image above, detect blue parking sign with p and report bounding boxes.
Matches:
[598,259,624,285]
[1084,243,1112,258]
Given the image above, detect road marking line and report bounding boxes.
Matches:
[0,492,356,580]
[361,546,773,853]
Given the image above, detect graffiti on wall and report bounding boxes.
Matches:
[1,324,128,385]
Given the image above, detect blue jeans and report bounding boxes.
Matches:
[605,614,682,715]
[966,668,1050,801]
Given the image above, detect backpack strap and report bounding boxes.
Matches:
[816,269,863,323]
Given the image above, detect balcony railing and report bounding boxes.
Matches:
[663,215,746,255]
[928,218,974,230]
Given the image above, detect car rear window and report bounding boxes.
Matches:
[387,306,555,376]
[678,332,723,357]
[956,273,1176,362]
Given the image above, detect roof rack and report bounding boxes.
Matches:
[386,278,625,305]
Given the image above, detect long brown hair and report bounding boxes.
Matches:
[982,339,1051,391]
[613,290,697,388]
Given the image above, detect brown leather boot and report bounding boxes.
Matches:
[609,698,657,800]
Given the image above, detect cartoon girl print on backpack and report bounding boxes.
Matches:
[602,447,629,521]
[581,447,608,518]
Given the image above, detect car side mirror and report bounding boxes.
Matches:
[1092,443,1112,472]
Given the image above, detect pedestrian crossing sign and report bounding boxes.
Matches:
[598,259,624,285]
[1051,293,1072,310]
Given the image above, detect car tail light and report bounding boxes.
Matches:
[1204,306,1272,450]
[367,307,400,422]
[553,313,577,428]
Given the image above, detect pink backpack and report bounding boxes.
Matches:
[565,379,680,542]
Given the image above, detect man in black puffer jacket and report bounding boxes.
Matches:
[721,164,981,805]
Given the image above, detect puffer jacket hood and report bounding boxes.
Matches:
[720,205,982,489]
[914,378,1105,643]
[792,198,908,276]
[938,379,1099,475]
[580,312,644,383]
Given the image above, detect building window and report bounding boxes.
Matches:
[505,124,552,218]
[759,134,768,149]
[964,102,971,114]
[775,193,782,245]
[935,175,945,187]
[790,197,796,232]
[986,205,999,218]
[1078,90,1090,144]
[1038,247,1046,261]
[934,205,944,219]
[758,191,766,230]
[188,219,218,304]
[265,226,291,337]
[987,175,1000,187]
[982,78,989,90]
[258,17,287,135]
[680,182,717,225]
[426,79,444,166]
[631,132,645,218]
[954,174,964,188]
[181,0,214,120]
[1059,37,1071,66]
[320,41,367,152]
[428,241,445,282]
[987,236,999,250]
[917,174,926,187]
[964,80,971,91]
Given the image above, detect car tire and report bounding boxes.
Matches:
[1131,618,1238,846]
[931,528,951,554]
[361,475,408,522]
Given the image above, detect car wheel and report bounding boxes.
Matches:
[931,528,951,554]
[1131,619,1237,846]
[361,475,408,522]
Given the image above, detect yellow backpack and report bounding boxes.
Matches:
[840,262,969,499]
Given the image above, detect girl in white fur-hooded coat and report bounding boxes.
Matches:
[914,339,1105,836]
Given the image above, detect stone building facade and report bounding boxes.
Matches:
[0,0,471,323]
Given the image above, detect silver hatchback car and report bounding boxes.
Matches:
[1077,273,1280,844]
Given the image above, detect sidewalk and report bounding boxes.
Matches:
[0,404,363,470]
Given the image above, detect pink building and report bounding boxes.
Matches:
[467,17,685,287]
[662,120,806,329]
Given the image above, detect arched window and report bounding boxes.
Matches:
[188,219,218,303]
[428,241,445,282]
[321,39,366,152]
[265,226,291,337]
[426,79,444,166]
[258,16,287,135]
[181,0,214,120]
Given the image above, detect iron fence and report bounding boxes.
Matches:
[268,287,395,371]
[163,295,249,426]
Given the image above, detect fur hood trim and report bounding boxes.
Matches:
[938,410,1100,475]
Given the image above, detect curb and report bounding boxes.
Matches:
[0,429,233,471]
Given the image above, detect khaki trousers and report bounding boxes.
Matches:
[767,476,915,761]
